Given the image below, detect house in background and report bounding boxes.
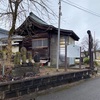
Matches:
[95,50,100,59]
[0,28,8,50]
[14,12,79,66]
[0,28,23,53]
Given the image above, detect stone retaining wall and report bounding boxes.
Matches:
[0,69,90,99]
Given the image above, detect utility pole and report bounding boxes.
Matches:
[56,0,62,71]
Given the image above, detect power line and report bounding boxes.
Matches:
[65,0,100,15]
[62,0,100,34]
[62,0,100,18]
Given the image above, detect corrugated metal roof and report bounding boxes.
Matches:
[0,28,8,39]
[0,28,23,40]
[0,28,23,46]
[0,28,8,34]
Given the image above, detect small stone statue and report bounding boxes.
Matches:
[33,52,40,63]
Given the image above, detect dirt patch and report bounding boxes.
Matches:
[38,67,85,77]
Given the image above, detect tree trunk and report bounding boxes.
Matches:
[6,36,12,66]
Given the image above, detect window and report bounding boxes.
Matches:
[32,38,48,49]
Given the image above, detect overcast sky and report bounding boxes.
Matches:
[49,0,100,43]
[1,0,100,43]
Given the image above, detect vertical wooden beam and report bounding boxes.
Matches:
[65,37,67,71]
[48,33,51,62]
[87,30,94,71]
[79,47,81,69]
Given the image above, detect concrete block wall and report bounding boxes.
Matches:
[0,69,90,99]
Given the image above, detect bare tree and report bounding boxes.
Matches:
[94,39,100,59]
[81,35,100,59]
[81,36,89,57]
[0,0,56,65]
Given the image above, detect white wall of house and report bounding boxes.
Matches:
[69,37,75,44]
[68,37,75,65]
[11,41,19,53]
[59,36,75,66]
[12,46,19,53]
[50,35,76,66]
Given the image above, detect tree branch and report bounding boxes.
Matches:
[9,0,14,13]
[0,12,12,17]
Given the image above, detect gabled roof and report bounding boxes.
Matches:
[15,12,80,41]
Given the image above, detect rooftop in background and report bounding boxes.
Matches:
[0,28,8,39]
[0,28,23,44]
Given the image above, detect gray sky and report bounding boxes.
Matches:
[49,0,100,43]
[1,0,100,43]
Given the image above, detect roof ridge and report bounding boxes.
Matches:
[29,12,48,25]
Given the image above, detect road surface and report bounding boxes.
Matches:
[36,77,100,100]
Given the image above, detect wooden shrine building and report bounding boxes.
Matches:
[14,12,79,66]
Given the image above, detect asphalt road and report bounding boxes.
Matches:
[36,77,100,100]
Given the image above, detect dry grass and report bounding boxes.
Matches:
[39,67,82,76]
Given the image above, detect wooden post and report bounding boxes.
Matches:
[87,30,94,71]
[79,47,81,69]
[65,37,67,71]
[2,65,5,76]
